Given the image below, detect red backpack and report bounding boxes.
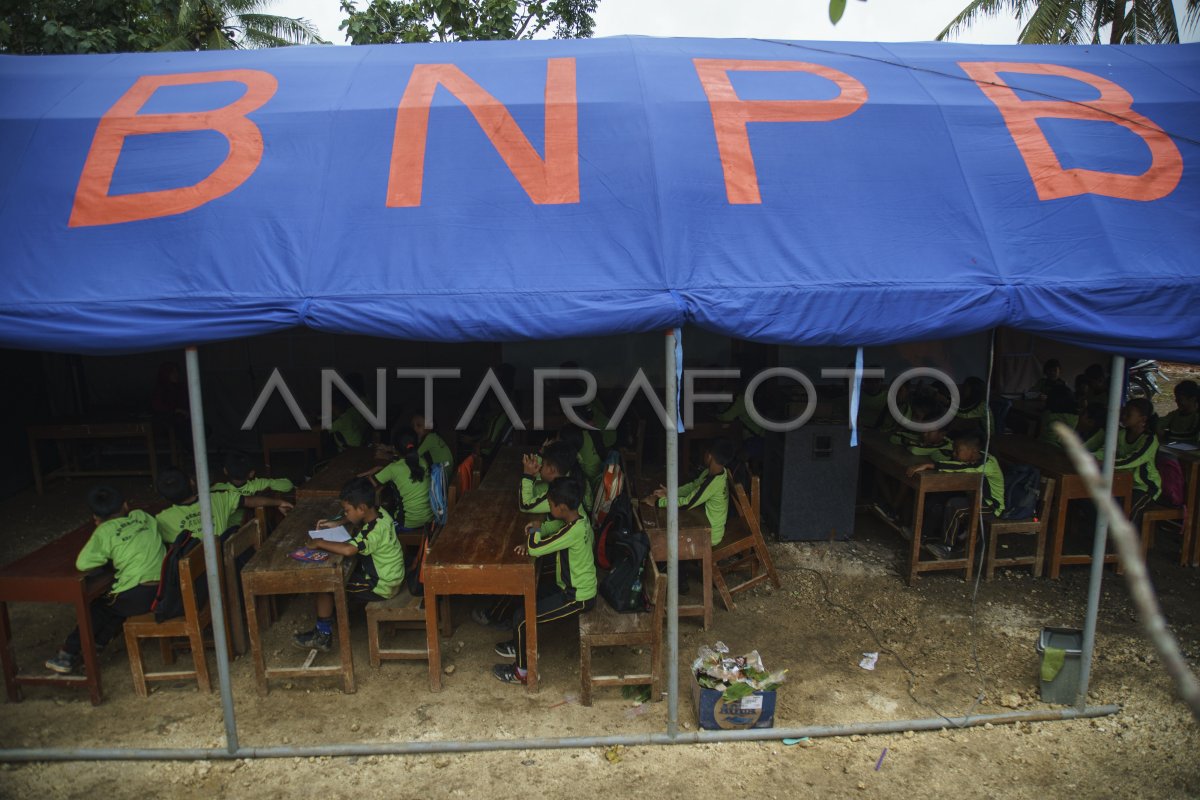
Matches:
[1157,453,1185,508]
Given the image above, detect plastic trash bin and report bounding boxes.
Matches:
[1036,627,1084,705]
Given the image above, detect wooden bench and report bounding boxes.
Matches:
[712,476,781,610]
[579,555,665,706]
[222,519,266,656]
[123,544,216,698]
[1121,504,1189,572]
[985,477,1056,579]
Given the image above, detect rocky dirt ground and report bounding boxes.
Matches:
[2,364,1199,798]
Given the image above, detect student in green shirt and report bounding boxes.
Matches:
[294,478,406,652]
[155,468,291,546]
[908,432,1005,560]
[558,424,602,486]
[492,476,597,685]
[1088,399,1161,524]
[950,377,994,437]
[412,413,454,470]
[361,430,434,531]
[517,441,592,516]
[644,439,735,546]
[212,450,295,527]
[1038,385,1081,448]
[1160,380,1199,445]
[45,486,166,674]
[1028,359,1067,400]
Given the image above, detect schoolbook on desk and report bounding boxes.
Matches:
[289,547,332,563]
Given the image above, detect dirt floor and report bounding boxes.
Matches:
[3,367,1199,799]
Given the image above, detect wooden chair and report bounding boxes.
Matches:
[712,476,781,611]
[123,545,216,697]
[262,431,324,478]
[985,477,1056,579]
[1124,503,1189,570]
[365,590,449,667]
[222,519,265,657]
[455,453,481,497]
[579,554,665,706]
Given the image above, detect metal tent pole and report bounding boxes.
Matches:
[185,346,240,753]
[665,328,680,737]
[1076,354,1125,708]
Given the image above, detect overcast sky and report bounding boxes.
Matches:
[274,0,1198,45]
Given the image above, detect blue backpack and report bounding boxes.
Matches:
[1001,464,1041,521]
[428,463,448,527]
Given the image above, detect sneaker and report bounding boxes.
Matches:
[45,651,80,674]
[494,640,517,659]
[491,663,527,685]
[292,628,333,652]
[925,542,954,560]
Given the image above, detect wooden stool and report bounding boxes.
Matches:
[712,476,781,610]
[366,590,436,667]
[985,477,1056,579]
[579,556,665,706]
[1130,504,1188,569]
[123,546,216,697]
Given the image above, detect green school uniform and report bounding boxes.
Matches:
[155,491,242,545]
[330,407,369,450]
[351,510,405,599]
[518,475,591,517]
[528,516,597,602]
[933,454,1006,516]
[1160,409,1200,444]
[1093,430,1161,499]
[480,411,511,457]
[76,510,165,594]
[587,398,617,450]
[577,431,603,483]
[375,458,433,530]
[659,468,730,545]
[212,477,293,527]
[908,441,954,459]
[716,393,766,437]
[956,401,994,434]
[418,431,454,470]
[1037,412,1080,448]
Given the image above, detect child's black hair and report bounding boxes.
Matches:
[542,440,581,478]
[1175,380,1199,401]
[709,438,736,468]
[548,475,583,511]
[223,450,253,482]
[955,431,984,453]
[339,477,377,508]
[1043,359,1061,375]
[390,428,427,483]
[87,485,124,519]
[1046,384,1077,414]
[557,425,585,455]
[960,376,986,407]
[1125,398,1159,434]
[157,468,194,505]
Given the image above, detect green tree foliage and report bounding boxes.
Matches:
[937,0,1199,44]
[157,0,326,50]
[339,0,598,45]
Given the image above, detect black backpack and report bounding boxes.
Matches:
[1001,464,1041,521]
[598,524,650,614]
[595,491,634,570]
[151,531,206,622]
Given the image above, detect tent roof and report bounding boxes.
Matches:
[1,37,1197,358]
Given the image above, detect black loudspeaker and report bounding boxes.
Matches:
[761,423,859,541]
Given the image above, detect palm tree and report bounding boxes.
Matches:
[937,0,1200,44]
[157,0,327,50]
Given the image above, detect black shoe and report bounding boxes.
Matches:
[494,640,517,659]
[492,663,527,685]
[293,628,333,652]
[44,651,81,674]
[925,543,954,560]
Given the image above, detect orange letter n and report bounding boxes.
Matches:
[694,59,867,205]
[388,59,579,207]
[958,62,1182,202]
[70,70,277,227]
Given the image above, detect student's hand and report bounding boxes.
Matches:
[641,495,657,507]
[522,454,540,477]
[906,463,933,477]
[277,500,293,516]
[357,466,383,478]
[315,518,334,530]
[541,437,555,450]
[514,544,528,557]
[653,485,667,499]
[524,522,538,537]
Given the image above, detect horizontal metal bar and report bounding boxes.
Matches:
[0,704,1120,762]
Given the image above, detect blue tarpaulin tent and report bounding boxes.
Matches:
[1,38,1198,358]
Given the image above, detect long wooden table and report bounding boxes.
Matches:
[1162,444,1200,567]
[478,446,528,493]
[27,421,166,495]
[859,430,983,585]
[0,521,112,705]
[640,504,713,629]
[295,447,387,500]
[990,435,1133,579]
[424,488,539,692]
[241,499,356,695]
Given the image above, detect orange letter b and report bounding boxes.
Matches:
[70,70,277,228]
[958,62,1182,202]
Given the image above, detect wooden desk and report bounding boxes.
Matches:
[241,499,356,695]
[424,488,539,693]
[295,447,386,500]
[1006,398,1046,437]
[1162,445,1200,567]
[991,435,1133,579]
[859,430,983,585]
[641,504,713,629]
[27,421,164,496]
[0,521,111,705]
[477,446,528,493]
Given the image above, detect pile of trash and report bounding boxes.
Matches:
[693,642,787,702]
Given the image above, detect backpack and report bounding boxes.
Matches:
[151,531,205,622]
[591,460,626,531]
[598,525,651,614]
[1157,454,1185,508]
[428,463,448,526]
[595,491,634,570]
[1001,463,1041,521]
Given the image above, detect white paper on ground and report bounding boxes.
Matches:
[859,652,879,671]
[308,525,351,543]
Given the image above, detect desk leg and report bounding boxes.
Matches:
[701,546,713,631]
[0,601,19,702]
[1049,490,1071,580]
[425,589,442,692]
[244,589,269,696]
[964,491,981,582]
[524,584,538,693]
[332,583,355,694]
[28,434,43,496]
[75,593,102,706]
[909,487,927,586]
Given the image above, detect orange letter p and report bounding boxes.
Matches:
[70,70,277,228]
